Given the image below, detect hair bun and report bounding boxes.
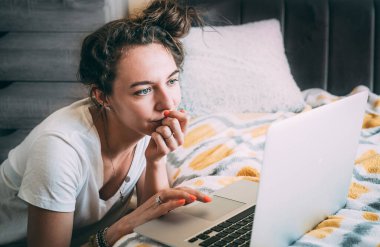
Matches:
[141,0,202,39]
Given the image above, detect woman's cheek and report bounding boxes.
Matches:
[174,89,182,108]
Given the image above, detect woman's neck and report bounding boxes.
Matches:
[89,106,142,158]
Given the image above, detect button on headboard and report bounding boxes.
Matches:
[182,0,380,95]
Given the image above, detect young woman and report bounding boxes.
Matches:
[0,1,210,246]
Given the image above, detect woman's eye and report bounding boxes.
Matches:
[168,79,178,85]
[135,87,152,96]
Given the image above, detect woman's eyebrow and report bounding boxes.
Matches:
[129,81,153,88]
[129,69,180,88]
[168,69,180,78]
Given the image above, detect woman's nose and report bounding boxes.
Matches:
[155,88,175,111]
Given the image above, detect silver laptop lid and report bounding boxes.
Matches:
[251,91,368,246]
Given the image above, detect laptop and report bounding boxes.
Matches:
[134,91,368,247]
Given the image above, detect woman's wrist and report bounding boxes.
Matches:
[100,218,134,246]
[86,213,135,246]
[146,156,166,169]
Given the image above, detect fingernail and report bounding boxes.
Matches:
[189,195,197,201]
[204,196,212,203]
[164,110,170,117]
[179,109,186,113]
[177,199,186,205]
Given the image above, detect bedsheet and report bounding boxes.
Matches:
[114,86,380,247]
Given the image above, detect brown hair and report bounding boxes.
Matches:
[78,0,203,105]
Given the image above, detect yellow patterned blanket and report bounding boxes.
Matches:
[114,86,380,247]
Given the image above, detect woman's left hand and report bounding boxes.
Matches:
[107,187,212,245]
[145,110,189,164]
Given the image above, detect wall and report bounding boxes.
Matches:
[0,0,128,162]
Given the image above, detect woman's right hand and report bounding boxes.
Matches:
[107,187,212,245]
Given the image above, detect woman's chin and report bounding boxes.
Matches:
[145,122,160,135]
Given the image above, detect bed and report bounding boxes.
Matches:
[113,0,380,246]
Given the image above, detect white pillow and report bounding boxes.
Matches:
[179,19,305,116]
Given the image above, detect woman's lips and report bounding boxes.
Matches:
[151,117,165,125]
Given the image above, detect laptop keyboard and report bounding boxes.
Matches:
[187,205,255,246]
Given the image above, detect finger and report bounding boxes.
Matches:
[161,117,184,146]
[163,134,178,151]
[136,196,186,223]
[158,189,197,204]
[175,187,213,203]
[155,126,178,151]
[158,199,186,215]
[164,110,189,133]
[155,125,172,139]
[151,132,170,155]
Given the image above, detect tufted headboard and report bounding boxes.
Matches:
[0,0,378,163]
[181,0,380,95]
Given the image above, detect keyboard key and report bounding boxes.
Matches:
[188,237,198,243]
[230,224,240,230]
[224,228,235,233]
[213,241,225,247]
[224,236,234,242]
[218,221,232,228]
[215,232,225,238]
[243,225,252,231]
[199,236,219,246]
[242,218,251,224]
[217,239,228,245]
[230,232,240,238]
[196,234,210,240]
[236,229,247,235]
[242,234,251,240]
[211,226,223,232]
[234,239,245,244]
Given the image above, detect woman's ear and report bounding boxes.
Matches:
[91,86,110,107]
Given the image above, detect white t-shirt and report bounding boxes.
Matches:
[0,98,149,244]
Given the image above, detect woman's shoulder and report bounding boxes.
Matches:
[43,98,93,129]
[28,98,97,143]
[8,98,101,170]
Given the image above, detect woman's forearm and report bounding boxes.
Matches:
[141,159,170,203]
[105,218,134,246]
[82,215,134,247]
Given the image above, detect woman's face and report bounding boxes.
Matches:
[108,43,181,136]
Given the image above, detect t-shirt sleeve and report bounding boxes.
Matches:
[18,134,83,212]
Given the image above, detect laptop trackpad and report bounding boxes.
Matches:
[181,195,245,221]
